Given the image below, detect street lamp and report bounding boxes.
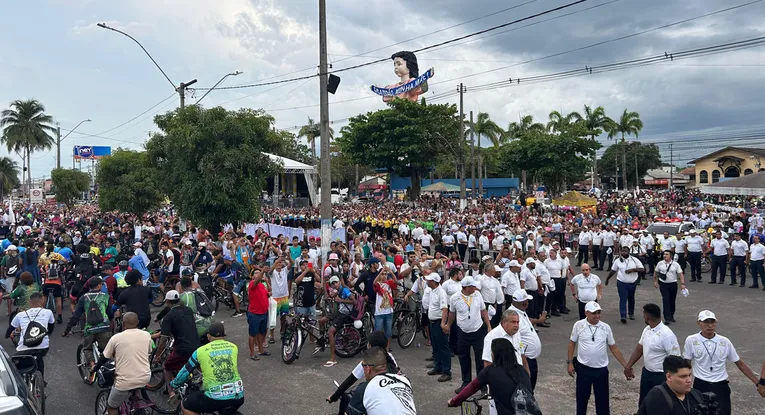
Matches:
[195,71,243,105]
[97,22,196,108]
[57,119,91,169]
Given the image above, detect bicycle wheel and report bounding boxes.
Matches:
[701,257,711,273]
[30,371,45,415]
[94,389,109,415]
[281,324,300,364]
[151,287,164,307]
[362,312,374,340]
[396,312,417,349]
[76,344,92,384]
[145,364,165,391]
[335,326,363,358]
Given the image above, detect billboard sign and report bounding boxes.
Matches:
[73,146,111,160]
[30,188,44,204]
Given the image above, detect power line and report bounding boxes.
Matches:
[92,93,177,137]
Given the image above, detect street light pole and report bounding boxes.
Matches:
[195,71,242,105]
[319,0,332,253]
[57,119,91,169]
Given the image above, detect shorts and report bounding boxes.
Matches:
[183,391,244,414]
[233,279,246,296]
[296,306,316,318]
[0,277,15,293]
[331,313,352,330]
[42,283,62,298]
[273,296,290,316]
[164,351,192,373]
[247,312,268,336]
[374,313,393,339]
[107,388,132,409]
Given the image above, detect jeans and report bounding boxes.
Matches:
[711,254,727,283]
[457,326,486,386]
[616,280,636,318]
[374,313,393,339]
[729,256,746,284]
[429,320,451,376]
[575,364,610,415]
[638,368,664,409]
[659,281,678,321]
[296,306,316,319]
[687,251,702,281]
[751,259,765,287]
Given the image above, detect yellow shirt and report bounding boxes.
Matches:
[90,247,101,256]
[384,220,392,228]
[371,219,377,227]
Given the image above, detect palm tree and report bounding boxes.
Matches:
[505,114,545,140]
[465,112,503,196]
[605,109,643,189]
[0,157,20,197]
[546,110,573,133]
[570,105,613,187]
[297,117,334,165]
[0,99,55,197]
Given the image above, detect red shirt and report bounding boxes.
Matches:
[248,280,269,314]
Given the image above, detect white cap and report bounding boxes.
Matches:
[329,253,339,260]
[460,276,479,287]
[482,255,492,262]
[508,260,521,267]
[565,247,572,253]
[697,310,716,321]
[6,245,16,251]
[329,276,340,284]
[184,240,192,245]
[494,265,502,272]
[524,257,535,265]
[165,290,180,301]
[690,229,697,233]
[552,241,560,246]
[425,273,441,283]
[199,242,207,247]
[511,289,533,302]
[584,301,602,313]
[133,242,142,247]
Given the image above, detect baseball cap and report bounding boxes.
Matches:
[208,322,226,337]
[367,257,380,265]
[199,242,207,247]
[328,276,340,284]
[508,260,521,267]
[132,242,142,247]
[182,268,193,276]
[425,273,441,283]
[524,257,535,265]
[460,276,479,287]
[329,253,339,261]
[222,253,233,261]
[6,245,17,251]
[690,229,697,233]
[697,310,716,321]
[584,301,602,313]
[165,290,180,301]
[511,289,533,302]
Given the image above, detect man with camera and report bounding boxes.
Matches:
[637,355,704,415]
[653,251,686,326]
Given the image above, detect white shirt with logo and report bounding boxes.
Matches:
[639,322,681,372]
[683,333,739,382]
[571,319,615,368]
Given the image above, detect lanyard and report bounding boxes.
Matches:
[702,339,718,372]
[461,294,473,319]
[587,325,599,342]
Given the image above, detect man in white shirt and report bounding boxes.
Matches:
[445,276,492,394]
[442,268,464,354]
[425,273,452,382]
[600,226,617,271]
[685,229,704,282]
[705,231,731,284]
[534,252,552,327]
[638,230,656,273]
[478,230,490,254]
[456,227,468,262]
[653,251,686,326]
[591,229,602,270]
[521,258,544,321]
[501,260,522,304]
[419,230,434,255]
[478,264,504,328]
[624,303,681,409]
[606,246,644,324]
[545,249,566,317]
[508,289,545,390]
[577,227,593,267]
[683,310,760,415]
[481,308,529,375]
[412,224,424,243]
[441,230,456,257]
[567,301,630,415]
[570,264,602,319]
[747,235,765,289]
[467,229,477,260]
[9,292,54,379]
[729,233,748,287]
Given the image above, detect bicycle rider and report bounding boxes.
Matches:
[169,322,244,415]
[212,253,244,318]
[318,276,356,367]
[347,347,416,414]
[91,312,152,415]
[6,292,54,379]
[152,290,200,395]
[115,270,154,330]
[63,277,113,383]
[40,248,65,323]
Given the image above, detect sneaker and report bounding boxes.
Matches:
[437,374,452,382]
[427,369,442,376]
[455,386,465,394]
[620,318,627,324]
[56,315,63,324]
[425,356,434,362]
[426,362,435,369]
[628,315,635,320]
[231,311,244,318]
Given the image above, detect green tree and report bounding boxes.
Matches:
[50,168,90,205]
[599,142,661,188]
[297,117,334,165]
[570,105,614,186]
[499,124,600,194]
[336,99,460,199]
[466,112,504,148]
[145,106,281,233]
[546,110,575,134]
[96,149,164,216]
[0,99,56,196]
[605,109,643,189]
[0,157,20,196]
[505,114,545,140]
[270,129,312,164]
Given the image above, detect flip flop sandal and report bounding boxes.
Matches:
[250,355,260,361]
[268,338,276,344]
[259,351,271,356]
[323,361,338,368]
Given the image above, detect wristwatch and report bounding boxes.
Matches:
[566,360,573,364]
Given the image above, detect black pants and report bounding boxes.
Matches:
[694,378,731,415]
[526,289,541,318]
[729,255,746,284]
[527,357,538,391]
[577,300,588,320]
[577,247,589,266]
[448,320,458,354]
[751,259,765,287]
[575,364,609,415]
[688,251,702,281]
[591,245,601,268]
[430,320,451,376]
[638,368,664,409]
[677,252,687,273]
[600,247,614,271]
[645,253,656,274]
[457,326,486,387]
[711,254,727,283]
[492,303,503,328]
[659,281,678,321]
[458,244,467,262]
[552,278,567,312]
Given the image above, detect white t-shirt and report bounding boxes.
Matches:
[545,258,563,279]
[710,238,730,256]
[419,234,434,248]
[578,231,592,245]
[374,282,395,316]
[602,231,616,247]
[731,240,748,257]
[570,273,601,302]
[639,322,681,373]
[442,235,455,247]
[428,285,449,320]
[750,243,765,261]
[510,305,541,359]
[270,268,290,298]
[501,271,521,296]
[449,291,485,333]
[482,325,523,365]
[686,236,704,253]
[442,278,462,298]
[683,333,739,382]
[12,308,54,351]
[352,352,398,380]
[521,267,538,291]
[655,260,682,283]
[611,256,643,283]
[360,373,416,415]
[477,275,501,304]
[570,319,615,368]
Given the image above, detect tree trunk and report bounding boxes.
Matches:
[411,170,422,200]
[621,134,627,190]
[26,147,32,204]
[478,136,483,197]
[591,135,598,188]
[311,136,317,165]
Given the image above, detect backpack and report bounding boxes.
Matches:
[193,290,214,318]
[84,293,107,326]
[658,385,703,411]
[22,309,47,347]
[196,272,213,298]
[508,382,543,415]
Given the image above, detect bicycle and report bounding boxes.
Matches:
[281,310,364,364]
[701,255,712,274]
[460,393,490,415]
[396,298,427,349]
[77,339,103,385]
[169,370,244,415]
[145,332,173,392]
[11,354,45,415]
[94,362,156,415]
[210,275,249,312]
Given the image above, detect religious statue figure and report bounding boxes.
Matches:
[370,51,434,102]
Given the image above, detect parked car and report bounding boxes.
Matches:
[646,221,696,237]
[0,345,44,415]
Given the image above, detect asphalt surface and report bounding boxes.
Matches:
[7,265,765,415]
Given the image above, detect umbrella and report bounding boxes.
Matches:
[421,182,461,193]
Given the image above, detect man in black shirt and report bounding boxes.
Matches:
[116,270,153,329]
[294,260,319,318]
[152,289,201,393]
[638,355,704,415]
[354,257,381,305]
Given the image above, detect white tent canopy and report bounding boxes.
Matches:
[265,153,318,205]
[701,171,765,196]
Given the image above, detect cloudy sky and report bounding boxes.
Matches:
[3,0,765,179]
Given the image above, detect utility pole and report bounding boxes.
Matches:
[615,154,619,191]
[634,150,638,189]
[458,83,467,210]
[177,79,198,109]
[470,111,475,198]
[56,119,91,170]
[669,144,674,189]
[319,0,332,252]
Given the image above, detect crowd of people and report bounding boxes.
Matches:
[1,187,765,414]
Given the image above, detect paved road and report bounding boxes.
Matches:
[7,266,765,414]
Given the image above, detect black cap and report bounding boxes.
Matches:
[208,322,226,337]
[89,277,104,289]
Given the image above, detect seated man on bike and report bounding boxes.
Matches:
[41,249,65,324]
[8,271,42,314]
[63,277,113,383]
[178,277,214,339]
[212,254,244,318]
[91,312,152,415]
[317,276,356,367]
[175,269,200,292]
[347,347,415,415]
[170,322,244,415]
[6,292,54,379]
[116,270,153,329]
[160,241,181,285]
[152,290,201,395]
[193,262,214,300]
[112,260,129,300]
[0,244,22,315]
[128,246,150,284]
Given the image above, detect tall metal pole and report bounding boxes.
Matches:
[458,84,466,210]
[669,144,674,189]
[56,126,61,170]
[470,111,475,198]
[634,149,638,189]
[319,0,332,252]
[615,151,619,191]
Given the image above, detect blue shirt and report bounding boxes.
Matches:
[56,247,74,262]
[129,255,150,280]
